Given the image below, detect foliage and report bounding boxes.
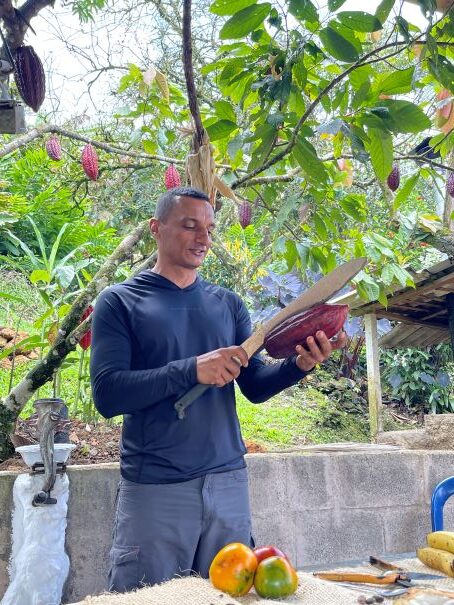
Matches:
[381,344,454,413]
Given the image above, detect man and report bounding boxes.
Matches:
[90,186,346,593]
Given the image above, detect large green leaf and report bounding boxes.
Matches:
[214,100,237,122]
[288,0,318,22]
[319,25,360,63]
[205,119,237,141]
[373,67,414,96]
[340,194,367,222]
[378,99,431,133]
[393,172,420,212]
[337,11,382,32]
[367,128,393,181]
[220,3,271,39]
[328,0,347,10]
[293,136,328,183]
[375,0,395,24]
[211,0,257,15]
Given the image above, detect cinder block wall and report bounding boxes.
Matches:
[1,450,454,603]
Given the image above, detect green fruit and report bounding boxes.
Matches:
[253,556,298,599]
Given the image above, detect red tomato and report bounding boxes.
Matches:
[253,545,288,564]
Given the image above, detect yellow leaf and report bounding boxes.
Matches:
[155,69,169,102]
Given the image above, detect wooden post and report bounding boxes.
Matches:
[364,313,383,442]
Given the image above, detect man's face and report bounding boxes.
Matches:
[151,196,215,270]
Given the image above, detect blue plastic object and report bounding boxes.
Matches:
[431,476,454,531]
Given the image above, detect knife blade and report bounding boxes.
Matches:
[174,256,367,419]
[369,556,445,580]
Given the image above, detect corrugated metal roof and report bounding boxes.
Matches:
[332,258,454,349]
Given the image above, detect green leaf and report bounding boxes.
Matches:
[319,25,360,63]
[30,269,51,284]
[0,292,26,304]
[393,172,419,212]
[337,11,382,32]
[375,0,395,23]
[367,128,393,181]
[210,0,257,15]
[340,194,367,222]
[288,0,318,22]
[328,0,347,10]
[378,99,431,133]
[313,214,328,239]
[427,55,454,94]
[293,136,328,183]
[220,3,271,39]
[356,275,380,301]
[205,119,237,141]
[214,100,237,122]
[373,67,414,95]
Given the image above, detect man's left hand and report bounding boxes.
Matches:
[295,330,347,373]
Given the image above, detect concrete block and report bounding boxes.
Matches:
[423,453,454,504]
[382,506,429,553]
[294,508,386,568]
[333,452,424,508]
[247,454,291,514]
[286,454,332,511]
[251,511,297,565]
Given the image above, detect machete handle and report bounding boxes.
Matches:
[314,572,401,585]
[175,383,210,419]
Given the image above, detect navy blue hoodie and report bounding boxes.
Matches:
[90,271,307,483]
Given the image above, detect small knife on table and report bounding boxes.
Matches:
[314,569,445,587]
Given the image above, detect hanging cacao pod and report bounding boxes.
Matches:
[387,164,400,192]
[13,45,46,112]
[448,172,454,198]
[45,135,62,161]
[79,305,94,351]
[164,164,181,189]
[81,144,99,181]
[238,201,252,229]
[264,304,349,359]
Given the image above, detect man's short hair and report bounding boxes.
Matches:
[155,187,210,222]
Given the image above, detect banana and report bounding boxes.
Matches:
[417,547,454,577]
[427,531,454,554]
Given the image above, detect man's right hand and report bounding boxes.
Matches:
[196,346,249,387]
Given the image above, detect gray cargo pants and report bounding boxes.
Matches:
[108,467,254,592]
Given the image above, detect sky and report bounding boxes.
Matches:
[23,0,429,123]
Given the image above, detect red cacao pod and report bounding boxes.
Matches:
[79,305,93,350]
[448,172,454,197]
[264,303,349,359]
[387,165,400,192]
[238,201,252,228]
[45,135,62,161]
[164,164,181,189]
[81,144,99,181]
[13,45,46,112]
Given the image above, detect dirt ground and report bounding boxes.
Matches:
[0,418,267,471]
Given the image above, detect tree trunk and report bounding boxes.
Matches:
[0,221,152,462]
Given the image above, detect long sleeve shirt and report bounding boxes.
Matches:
[90,271,308,483]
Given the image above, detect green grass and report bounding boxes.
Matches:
[0,268,44,331]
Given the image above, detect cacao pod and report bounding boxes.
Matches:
[164,164,181,189]
[79,305,94,351]
[81,144,99,181]
[448,172,454,198]
[13,45,46,112]
[238,201,252,228]
[264,303,349,359]
[387,165,400,192]
[45,135,62,161]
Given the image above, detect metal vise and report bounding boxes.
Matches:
[32,398,65,507]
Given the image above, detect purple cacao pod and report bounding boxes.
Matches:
[45,135,62,161]
[387,164,400,192]
[81,144,99,181]
[164,164,181,189]
[447,171,454,197]
[13,45,46,112]
[238,201,252,229]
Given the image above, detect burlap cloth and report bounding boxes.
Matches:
[69,558,454,605]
